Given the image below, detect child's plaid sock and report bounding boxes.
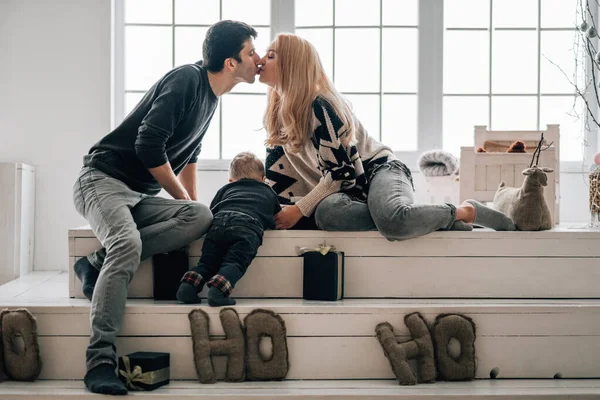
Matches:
[206,274,233,297]
[207,286,236,307]
[176,271,205,304]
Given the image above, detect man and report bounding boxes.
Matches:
[72,20,261,395]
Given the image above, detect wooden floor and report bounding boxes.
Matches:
[3,379,600,399]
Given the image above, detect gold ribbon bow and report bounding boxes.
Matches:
[296,243,337,256]
[119,356,170,391]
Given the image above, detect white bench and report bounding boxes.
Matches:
[69,225,600,299]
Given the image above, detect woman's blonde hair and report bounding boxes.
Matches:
[264,33,355,152]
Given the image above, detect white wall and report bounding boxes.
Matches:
[0,1,593,273]
[0,0,111,271]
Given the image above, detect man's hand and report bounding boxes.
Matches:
[178,163,198,201]
[148,162,190,200]
[275,205,303,230]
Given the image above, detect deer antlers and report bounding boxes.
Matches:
[529,132,554,168]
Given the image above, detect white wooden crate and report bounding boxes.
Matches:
[460,124,560,225]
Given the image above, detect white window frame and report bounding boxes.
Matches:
[112,0,598,172]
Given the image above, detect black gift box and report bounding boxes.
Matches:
[302,250,344,301]
[153,250,189,300]
[118,352,170,391]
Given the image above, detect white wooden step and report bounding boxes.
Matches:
[2,379,600,399]
[3,296,600,380]
[68,226,600,299]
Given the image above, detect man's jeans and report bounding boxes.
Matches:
[72,166,212,371]
[314,160,456,240]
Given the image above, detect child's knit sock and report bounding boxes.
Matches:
[176,271,204,304]
[207,275,235,307]
[465,199,516,231]
[208,286,236,307]
[74,256,100,301]
[84,363,127,395]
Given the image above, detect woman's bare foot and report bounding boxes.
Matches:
[456,202,476,224]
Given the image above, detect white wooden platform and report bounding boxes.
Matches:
[3,225,600,398]
[69,226,600,299]
[3,274,600,380]
[3,379,600,399]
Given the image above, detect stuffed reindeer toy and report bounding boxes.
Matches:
[493,134,554,231]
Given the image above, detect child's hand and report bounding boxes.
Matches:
[275,205,303,229]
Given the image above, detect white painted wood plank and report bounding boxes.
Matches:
[72,236,600,258]
[68,237,74,258]
[16,272,68,299]
[460,147,476,203]
[68,257,302,299]
[4,379,600,400]
[69,225,600,239]
[474,153,533,166]
[500,164,514,187]
[18,166,35,277]
[35,335,600,380]
[344,257,600,298]
[514,164,528,187]
[475,165,487,191]
[9,297,600,313]
[68,256,75,297]
[70,258,153,299]
[0,163,18,286]
[32,308,600,337]
[67,254,600,299]
[485,165,501,192]
[7,378,600,390]
[0,271,61,300]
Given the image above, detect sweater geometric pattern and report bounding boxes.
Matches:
[266,98,395,216]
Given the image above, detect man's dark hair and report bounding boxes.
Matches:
[202,20,258,72]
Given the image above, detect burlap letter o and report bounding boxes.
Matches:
[432,313,476,381]
[0,308,42,381]
[244,309,289,381]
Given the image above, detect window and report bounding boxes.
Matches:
[295,0,419,154]
[114,0,594,169]
[443,0,586,162]
[119,0,271,160]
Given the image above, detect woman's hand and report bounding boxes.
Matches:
[275,205,303,230]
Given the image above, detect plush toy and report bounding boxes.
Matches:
[493,165,554,231]
[0,308,42,381]
[188,308,245,383]
[493,133,554,231]
[417,150,459,177]
[375,312,435,385]
[244,309,289,381]
[432,314,476,381]
[507,140,526,153]
[188,308,289,383]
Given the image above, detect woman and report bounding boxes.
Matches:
[259,33,515,239]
